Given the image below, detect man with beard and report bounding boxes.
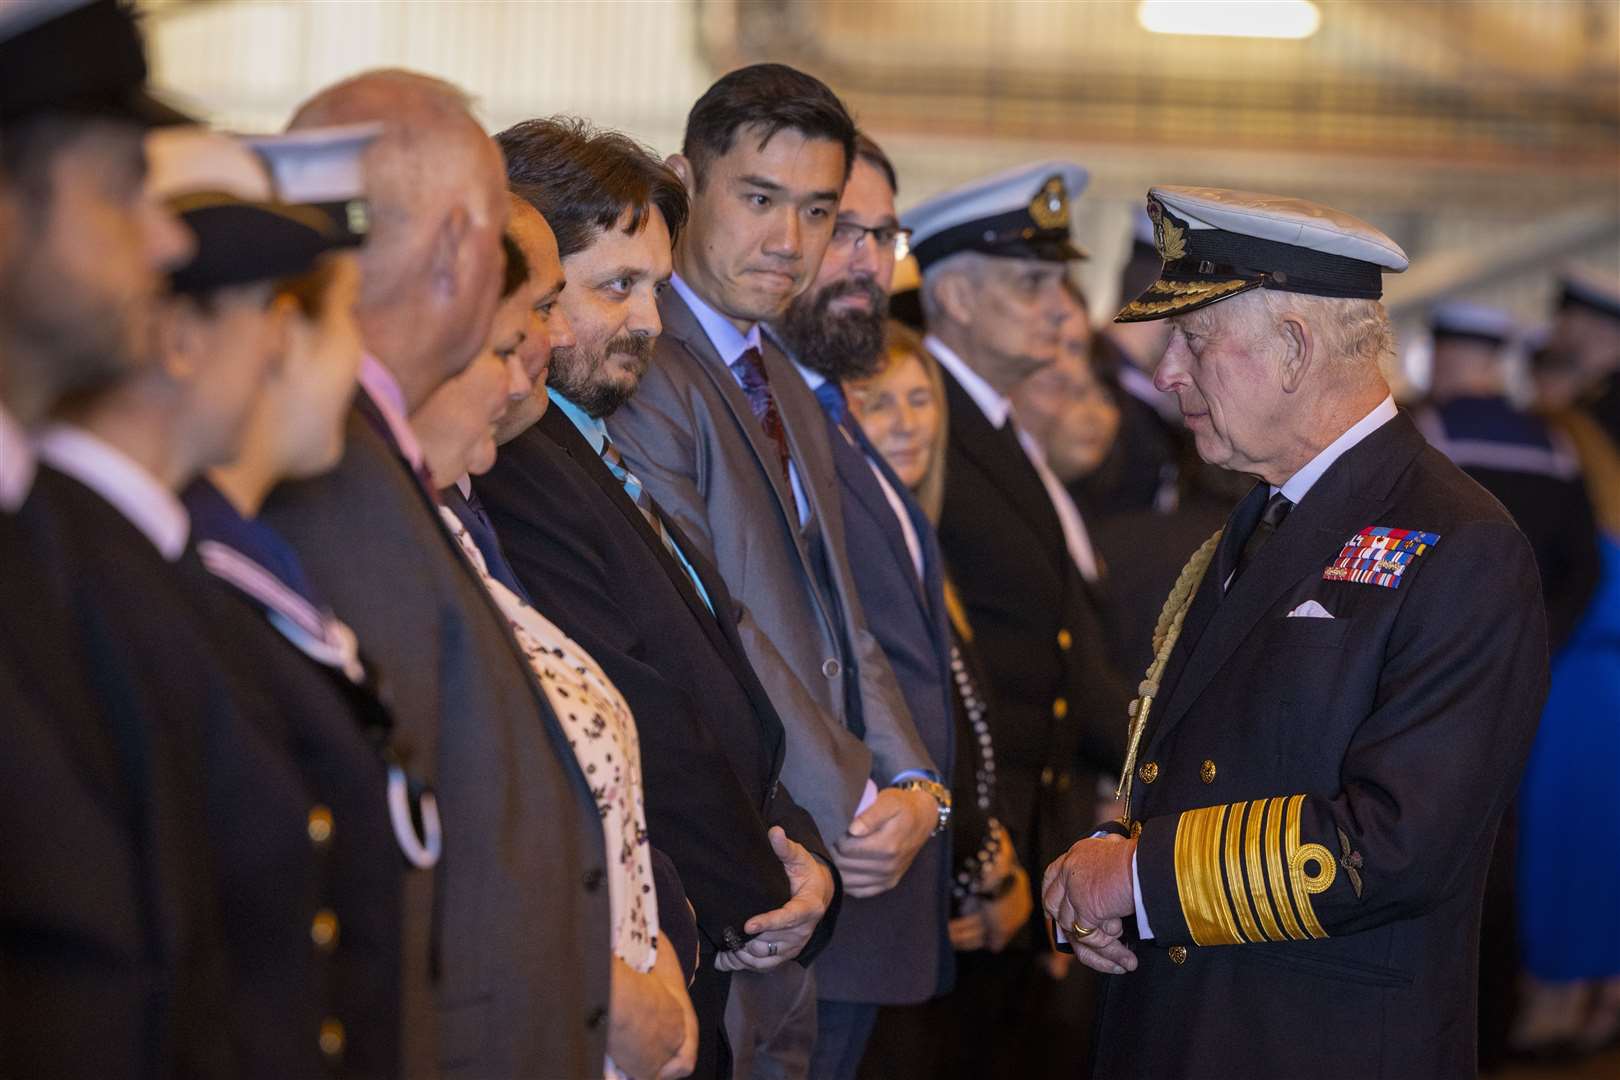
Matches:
[766,132,956,1078]
[479,117,838,1080]
[606,65,941,1079]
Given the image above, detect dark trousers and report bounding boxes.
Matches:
[812,1000,880,1080]
[858,949,1100,1079]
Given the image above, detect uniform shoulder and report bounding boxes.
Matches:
[1399,440,1520,534]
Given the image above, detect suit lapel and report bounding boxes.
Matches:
[660,290,801,526]
[1143,414,1429,759]
[939,359,1064,556]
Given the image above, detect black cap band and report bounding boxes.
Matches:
[911,206,1081,272]
[1171,227,1385,300]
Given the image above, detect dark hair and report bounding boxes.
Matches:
[275,256,340,320]
[0,111,125,209]
[854,131,897,194]
[500,231,529,299]
[681,63,856,186]
[496,116,689,261]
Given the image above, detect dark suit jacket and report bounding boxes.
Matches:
[609,290,934,839]
[187,536,404,1080]
[803,400,955,1004]
[933,359,1131,876]
[1096,413,1548,1080]
[477,408,839,1078]
[264,394,609,1079]
[2,470,236,1080]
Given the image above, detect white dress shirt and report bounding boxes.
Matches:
[35,424,188,561]
[0,403,37,513]
[926,334,1100,581]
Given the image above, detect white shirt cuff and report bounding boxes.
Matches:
[1132,850,1153,939]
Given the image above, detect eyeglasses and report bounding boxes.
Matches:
[830,222,913,260]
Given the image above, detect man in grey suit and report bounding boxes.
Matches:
[608,63,946,1078]
[259,71,610,1079]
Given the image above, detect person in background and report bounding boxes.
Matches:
[847,321,1034,1080]
[259,70,612,1078]
[765,130,956,1077]
[489,117,839,1080]
[1410,299,1601,1070]
[606,64,927,1078]
[1010,282,1123,520]
[904,160,1131,1077]
[1514,271,1620,1059]
[411,229,700,1080]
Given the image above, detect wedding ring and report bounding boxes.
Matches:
[767,941,779,957]
[1071,921,1095,938]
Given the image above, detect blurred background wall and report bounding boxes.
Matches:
[139,0,1619,390]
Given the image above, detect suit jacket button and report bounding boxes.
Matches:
[1168,945,1188,966]
[318,1017,346,1060]
[1129,820,1142,839]
[586,1005,608,1030]
[306,805,334,848]
[1040,766,1055,788]
[1138,761,1159,784]
[1200,760,1217,784]
[1057,629,1073,651]
[821,658,840,678]
[311,908,340,952]
[1052,697,1069,720]
[584,868,605,892]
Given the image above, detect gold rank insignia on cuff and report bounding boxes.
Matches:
[1173,795,1338,946]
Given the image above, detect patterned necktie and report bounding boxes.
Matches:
[600,436,715,616]
[730,345,794,491]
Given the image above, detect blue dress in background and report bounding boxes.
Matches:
[1519,533,1620,980]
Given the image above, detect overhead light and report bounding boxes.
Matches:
[1137,0,1322,40]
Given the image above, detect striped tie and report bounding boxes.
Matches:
[730,345,794,492]
[600,437,715,615]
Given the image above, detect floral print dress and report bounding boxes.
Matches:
[442,507,657,1080]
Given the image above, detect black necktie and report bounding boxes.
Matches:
[453,486,530,602]
[1231,491,1293,587]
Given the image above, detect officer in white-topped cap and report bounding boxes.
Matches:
[905,160,1135,1075]
[1042,186,1548,1079]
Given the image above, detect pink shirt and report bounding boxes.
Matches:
[358,354,426,473]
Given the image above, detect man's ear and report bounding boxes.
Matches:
[263,293,298,378]
[936,270,977,328]
[666,153,697,196]
[1278,313,1313,394]
[430,204,472,299]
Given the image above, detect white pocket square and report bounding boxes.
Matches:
[1286,600,1335,619]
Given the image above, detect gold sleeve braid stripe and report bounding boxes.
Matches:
[1173,795,1338,946]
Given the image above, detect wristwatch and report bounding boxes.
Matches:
[896,778,953,835]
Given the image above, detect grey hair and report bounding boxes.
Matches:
[919,250,987,327]
[1254,290,1395,371]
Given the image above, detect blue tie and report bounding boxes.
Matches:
[453,486,531,602]
[600,436,715,616]
[813,379,849,427]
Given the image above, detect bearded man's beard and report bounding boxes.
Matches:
[548,333,654,419]
[773,277,888,382]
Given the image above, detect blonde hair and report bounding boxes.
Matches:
[847,320,951,523]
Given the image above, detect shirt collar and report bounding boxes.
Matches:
[1277,394,1398,504]
[0,402,37,512]
[548,388,611,454]
[925,333,1013,429]
[358,353,427,473]
[183,477,322,604]
[36,424,189,560]
[670,273,762,368]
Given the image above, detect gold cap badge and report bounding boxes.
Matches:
[1029,176,1070,230]
[1148,197,1187,261]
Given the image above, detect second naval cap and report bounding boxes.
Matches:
[1558,267,1620,324]
[1430,301,1517,348]
[242,123,382,246]
[903,160,1089,273]
[1116,186,1408,323]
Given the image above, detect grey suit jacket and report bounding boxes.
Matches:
[264,396,610,1079]
[608,288,934,841]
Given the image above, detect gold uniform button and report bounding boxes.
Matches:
[306,805,334,848]
[1039,765,1055,788]
[1138,761,1159,784]
[1169,945,1188,965]
[311,909,340,952]
[1052,698,1069,720]
[1057,629,1073,651]
[1200,760,1217,784]
[318,1017,345,1059]
[1129,820,1142,840]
